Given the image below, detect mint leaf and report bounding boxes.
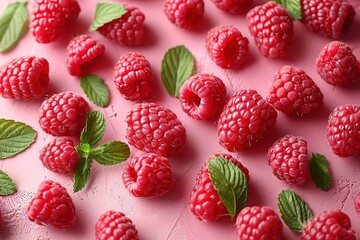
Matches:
[75,143,91,158]
[80,74,109,107]
[310,153,332,191]
[89,2,127,31]
[80,111,105,148]
[208,156,248,219]
[161,45,195,98]
[0,1,29,52]
[0,169,17,196]
[274,0,302,20]
[0,119,37,159]
[91,141,130,165]
[73,157,92,192]
[278,189,313,233]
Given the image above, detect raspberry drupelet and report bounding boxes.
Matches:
[164,0,204,29]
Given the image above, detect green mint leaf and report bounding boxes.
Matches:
[208,156,248,219]
[0,119,37,159]
[0,1,29,52]
[80,111,105,148]
[278,189,313,233]
[310,153,332,191]
[89,2,127,31]
[91,141,130,165]
[273,0,302,20]
[73,157,92,192]
[161,45,195,98]
[75,143,91,158]
[0,169,17,196]
[80,74,109,107]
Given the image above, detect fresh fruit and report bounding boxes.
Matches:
[26,180,76,229]
[164,0,204,29]
[122,153,175,198]
[113,53,153,101]
[126,102,186,157]
[66,35,105,77]
[179,73,227,120]
[217,89,277,152]
[327,104,360,157]
[206,25,249,69]
[31,0,81,43]
[247,1,293,58]
[38,91,89,136]
[355,192,360,216]
[0,56,49,100]
[210,0,253,14]
[267,65,323,116]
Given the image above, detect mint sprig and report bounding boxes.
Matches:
[80,111,105,148]
[89,2,127,31]
[310,153,332,191]
[274,0,302,20]
[80,74,110,107]
[0,169,17,196]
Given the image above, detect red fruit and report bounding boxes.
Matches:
[38,92,89,136]
[217,89,277,152]
[31,0,81,43]
[95,210,139,240]
[179,73,227,120]
[66,35,105,76]
[355,193,360,216]
[210,0,253,14]
[300,0,355,39]
[164,0,204,29]
[122,153,175,198]
[126,102,186,157]
[113,53,153,101]
[26,180,76,229]
[327,104,360,157]
[206,25,249,69]
[267,65,323,116]
[247,1,293,58]
[0,56,49,100]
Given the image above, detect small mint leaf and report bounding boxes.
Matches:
[161,45,195,98]
[91,141,130,165]
[0,169,17,196]
[310,153,332,191]
[274,0,302,20]
[73,157,92,192]
[80,111,105,148]
[80,74,109,107]
[75,143,91,158]
[89,2,127,31]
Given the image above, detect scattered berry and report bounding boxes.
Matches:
[164,0,204,29]
[26,180,76,229]
[355,193,360,216]
[206,25,249,69]
[210,0,253,14]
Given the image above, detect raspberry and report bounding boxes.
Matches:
[247,1,293,58]
[164,0,204,29]
[301,209,357,239]
[189,153,249,222]
[126,102,186,157]
[122,153,175,198]
[316,41,359,86]
[206,25,249,69]
[300,0,355,39]
[236,206,283,240]
[217,89,277,152]
[66,35,105,77]
[38,92,89,136]
[179,73,227,120]
[113,53,153,101]
[267,65,323,116]
[355,192,360,216]
[327,104,360,157]
[210,0,253,14]
[0,56,49,100]
[267,135,309,185]
[95,210,139,240]
[26,180,76,229]
[31,0,81,43]
[97,4,145,46]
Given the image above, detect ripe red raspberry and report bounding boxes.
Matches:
[267,135,309,185]
[31,0,81,43]
[206,25,249,69]
[327,104,360,157]
[316,41,359,86]
[247,1,293,58]
[122,153,174,198]
[164,0,204,29]
[38,92,89,136]
[301,209,357,239]
[95,210,139,240]
[126,102,186,157]
[97,4,145,46]
[26,180,76,229]
[217,89,277,152]
[113,53,153,101]
[267,65,323,116]
[355,192,360,216]
[0,56,49,100]
[189,153,249,222]
[66,35,105,77]
[210,0,253,14]
[236,206,283,240]
[300,0,355,39]
[179,73,227,120]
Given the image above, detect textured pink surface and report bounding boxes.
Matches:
[0,0,360,239]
